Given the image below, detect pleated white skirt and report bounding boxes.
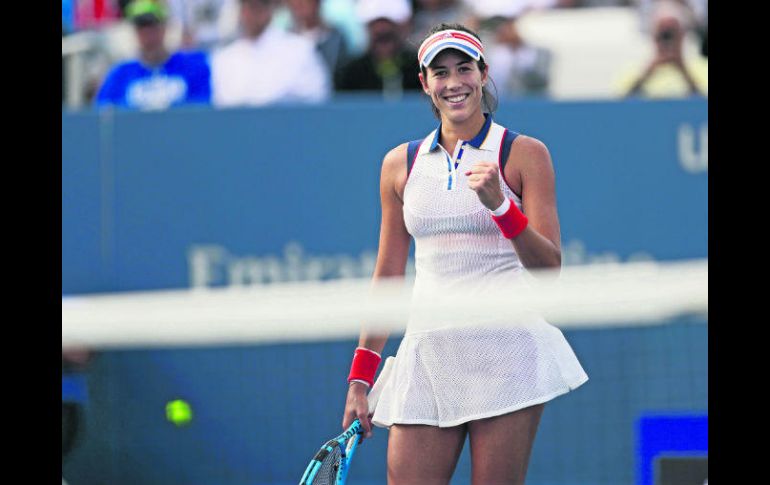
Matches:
[371,319,588,428]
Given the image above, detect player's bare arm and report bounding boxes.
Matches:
[504,135,562,270]
[344,143,411,437]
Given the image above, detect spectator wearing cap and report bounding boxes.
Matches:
[334,0,422,99]
[95,0,212,110]
[210,0,331,107]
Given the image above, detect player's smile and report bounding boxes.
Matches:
[442,92,471,107]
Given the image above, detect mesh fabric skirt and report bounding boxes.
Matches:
[371,318,588,428]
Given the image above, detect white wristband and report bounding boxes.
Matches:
[490,197,511,216]
[349,379,371,388]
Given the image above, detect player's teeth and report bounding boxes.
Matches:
[448,94,467,102]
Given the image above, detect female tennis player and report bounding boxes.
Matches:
[342,23,588,484]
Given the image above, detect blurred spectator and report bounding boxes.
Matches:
[285,0,349,76]
[166,0,238,50]
[637,0,706,56]
[478,15,552,98]
[116,0,133,15]
[557,0,632,6]
[408,0,472,49]
[62,348,93,483]
[211,0,331,107]
[75,0,122,31]
[334,0,422,98]
[95,0,212,110]
[684,0,706,57]
[63,0,76,34]
[615,0,707,98]
[62,26,67,105]
[321,0,368,56]
[461,0,559,23]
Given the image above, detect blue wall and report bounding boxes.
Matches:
[62,98,708,485]
[62,98,707,294]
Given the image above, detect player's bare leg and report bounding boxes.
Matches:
[467,403,545,485]
[387,423,467,485]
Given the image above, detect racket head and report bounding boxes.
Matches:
[299,419,364,485]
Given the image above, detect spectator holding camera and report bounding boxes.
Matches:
[616,0,707,98]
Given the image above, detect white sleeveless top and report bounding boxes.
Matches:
[371,116,589,428]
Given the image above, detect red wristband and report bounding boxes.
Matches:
[491,199,528,239]
[347,347,382,387]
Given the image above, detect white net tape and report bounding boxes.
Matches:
[62,259,707,349]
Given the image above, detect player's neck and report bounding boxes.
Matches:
[439,111,486,151]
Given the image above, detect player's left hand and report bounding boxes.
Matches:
[465,162,505,211]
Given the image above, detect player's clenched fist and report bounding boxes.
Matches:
[465,162,505,210]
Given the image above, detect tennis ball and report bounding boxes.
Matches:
[166,399,193,426]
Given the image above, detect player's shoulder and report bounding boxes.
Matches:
[504,132,554,176]
[382,142,409,169]
[508,133,551,163]
[384,133,430,163]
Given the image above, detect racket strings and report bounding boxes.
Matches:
[314,446,342,485]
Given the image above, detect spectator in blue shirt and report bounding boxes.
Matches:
[96,0,212,110]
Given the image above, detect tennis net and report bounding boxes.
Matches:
[62,258,707,485]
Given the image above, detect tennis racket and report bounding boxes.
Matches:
[299,418,363,485]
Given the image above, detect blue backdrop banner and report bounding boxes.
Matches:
[63,98,707,295]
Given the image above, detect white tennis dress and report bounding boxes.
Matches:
[370,117,589,428]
